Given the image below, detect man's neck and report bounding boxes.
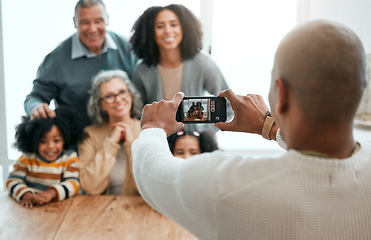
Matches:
[285,122,357,159]
[87,44,104,55]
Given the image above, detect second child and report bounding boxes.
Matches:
[167,130,219,159]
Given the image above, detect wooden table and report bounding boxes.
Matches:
[0,192,197,240]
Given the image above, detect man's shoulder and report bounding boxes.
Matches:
[44,34,74,60]
[107,31,130,45]
[51,34,73,52]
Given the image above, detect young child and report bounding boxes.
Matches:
[167,130,219,159]
[6,107,84,208]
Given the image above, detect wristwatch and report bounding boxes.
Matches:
[262,111,275,140]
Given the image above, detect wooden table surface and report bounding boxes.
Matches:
[0,192,197,240]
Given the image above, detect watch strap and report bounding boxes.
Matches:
[262,111,275,140]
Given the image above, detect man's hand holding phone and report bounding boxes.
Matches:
[141,92,185,136]
[214,89,270,135]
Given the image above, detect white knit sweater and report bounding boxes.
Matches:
[132,128,371,240]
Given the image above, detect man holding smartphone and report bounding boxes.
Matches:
[132,20,371,239]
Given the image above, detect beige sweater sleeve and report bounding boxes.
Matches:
[79,125,120,195]
[121,120,142,195]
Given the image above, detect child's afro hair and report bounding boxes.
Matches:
[13,106,85,153]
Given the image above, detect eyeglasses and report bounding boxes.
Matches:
[100,89,129,103]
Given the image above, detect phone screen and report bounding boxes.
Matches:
[176,96,227,123]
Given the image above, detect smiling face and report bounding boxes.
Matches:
[100,77,132,122]
[154,9,183,53]
[38,125,64,162]
[74,4,108,54]
[173,135,201,159]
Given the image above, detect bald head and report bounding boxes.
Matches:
[271,20,367,123]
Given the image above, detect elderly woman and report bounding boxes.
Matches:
[79,70,142,195]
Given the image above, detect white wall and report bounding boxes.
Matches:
[296,0,371,129]
[0,0,9,189]
[211,0,296,151]
[297,0,371,53]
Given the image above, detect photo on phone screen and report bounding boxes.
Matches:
[176,96,227,123]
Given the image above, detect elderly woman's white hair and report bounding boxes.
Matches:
[88,70,143,125]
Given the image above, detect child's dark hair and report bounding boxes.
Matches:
[167,130,219,154]
[13,106,84,153]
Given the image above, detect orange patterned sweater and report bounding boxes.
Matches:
[6,150,80,202]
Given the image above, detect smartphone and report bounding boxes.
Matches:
[176,96,227,123]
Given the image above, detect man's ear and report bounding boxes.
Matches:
[73,17,77,28]
[106,14,110,25]
[275,77,288,115]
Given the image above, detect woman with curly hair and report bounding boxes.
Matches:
[167,130,219,159]
[130,4,230,132]
[6,106,84,208]
[78,70,143,195]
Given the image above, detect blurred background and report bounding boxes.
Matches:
[1,0,371,189]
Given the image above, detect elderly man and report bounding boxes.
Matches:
[24,0,136,127]
[132,20,371,239]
